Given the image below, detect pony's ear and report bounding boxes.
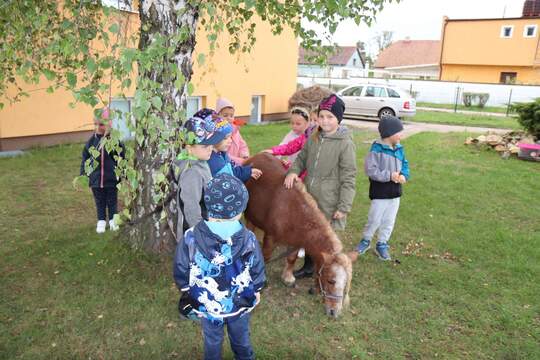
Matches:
[321,252,334,265]
[347,251,359,263]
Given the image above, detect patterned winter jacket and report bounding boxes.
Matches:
[173,221,266,323]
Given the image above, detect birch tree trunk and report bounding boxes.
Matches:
[128,0,199,253]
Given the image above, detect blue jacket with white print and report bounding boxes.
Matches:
[173,220,266,324]
[364,139,410,200]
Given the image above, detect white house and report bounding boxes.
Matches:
[298,45,366,78]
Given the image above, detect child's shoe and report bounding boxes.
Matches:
[109,219,119,231]
[356,239,371,254]
[96,220,107,234]
[375,242,391,261]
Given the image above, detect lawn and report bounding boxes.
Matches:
[1,123,539,359]
[416,102,513,115]
[409,110,521,130]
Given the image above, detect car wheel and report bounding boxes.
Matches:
[378,108,395,119]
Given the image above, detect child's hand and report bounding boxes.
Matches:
[251,168,263,180]
[255,292,261,303]
[333,210,345,220]
[398,175,407,184]
[284,173,298,189]
[391,172,400,183]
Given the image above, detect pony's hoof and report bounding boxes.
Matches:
[281,278,296,287]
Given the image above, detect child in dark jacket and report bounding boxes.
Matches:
[173,173,265,360]
[207,116,262,183]
[356,115,410,261]
[80,108,125,234]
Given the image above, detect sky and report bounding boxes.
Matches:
[306,0,525,56]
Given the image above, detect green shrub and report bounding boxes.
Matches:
[512,98,540,139]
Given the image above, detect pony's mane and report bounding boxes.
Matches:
[293,181,343,255]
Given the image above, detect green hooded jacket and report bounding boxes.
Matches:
[288,126,357,230]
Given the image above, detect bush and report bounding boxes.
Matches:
[462,92,490,108]
[512,98,540,140]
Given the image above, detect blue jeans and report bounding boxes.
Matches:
[201,314,254,360]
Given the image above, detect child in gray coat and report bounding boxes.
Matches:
[174,109,222,240]
[356,116,410,261]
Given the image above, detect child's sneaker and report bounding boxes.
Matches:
[109,219,119,231]
[356,239,371,254]
[375,242,391,261]
[96,220,106,234]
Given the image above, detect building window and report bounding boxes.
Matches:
[500,72,517,84]
[524,25,538,38]
[353,59,357,66]
[110,98,134,140]
[186,96,203,118]
[250,95,263,123]
[501,25,514,38]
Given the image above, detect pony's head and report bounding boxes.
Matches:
[318,251,358,318]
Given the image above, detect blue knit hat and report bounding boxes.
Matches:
[183,108,220,145]
[204,174,249,220]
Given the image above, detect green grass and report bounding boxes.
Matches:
[416,102,513,115]
[1,123,539,359]
[409,110,521,130]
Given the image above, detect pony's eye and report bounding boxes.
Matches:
[327,279,336,285]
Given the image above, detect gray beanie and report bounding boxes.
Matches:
[378,115,404,138]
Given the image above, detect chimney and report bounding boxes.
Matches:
[523,0,540,17]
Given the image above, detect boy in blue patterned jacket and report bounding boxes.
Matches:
[173,173,265,360]
[356,115,410,261]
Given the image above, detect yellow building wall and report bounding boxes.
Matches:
[0,10,297,143]
[441,64,540,84]
[441,18,540,67]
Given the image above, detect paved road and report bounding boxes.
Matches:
[343,118,513,139]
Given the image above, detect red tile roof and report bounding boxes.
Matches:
[374,40,441,69]
[299,46,361,66]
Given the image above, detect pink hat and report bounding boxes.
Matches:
[216,98,235,114]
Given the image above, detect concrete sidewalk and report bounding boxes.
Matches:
[343,118,513,139]
[417,106,513,118]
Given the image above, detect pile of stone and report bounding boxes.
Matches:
[465,131,537,159]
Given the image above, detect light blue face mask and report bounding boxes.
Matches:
[205,220,243,240]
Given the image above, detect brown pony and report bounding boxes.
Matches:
[244,153,357,317]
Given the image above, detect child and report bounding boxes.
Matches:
[80,108,125,233]
[173,173,266,359]
[216,98,250,165]
[174,109,222,240]
[284,94,357,278]
[208,114,263,182]
[265,107,311,166]
[356,116,410,261]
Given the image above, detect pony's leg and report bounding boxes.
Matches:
[262,234,275,262]
[281,250,298,287]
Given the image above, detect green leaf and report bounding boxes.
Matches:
[42,69,56,81]
[66,72,77,88]
[187,83,194,96]
[109,23,120,34]
[197,53,206,66]
[86,58,97,74]
[150,96,162,110]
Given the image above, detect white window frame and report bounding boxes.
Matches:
[186,96,203,118]
[500,25,514,38]
[523,25,538,38]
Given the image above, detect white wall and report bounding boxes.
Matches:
[298,76,540,106]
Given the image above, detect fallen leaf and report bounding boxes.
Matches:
[139,338,146,346]
[97,314,103,319]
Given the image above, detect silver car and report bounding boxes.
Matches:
[337,84,416,119]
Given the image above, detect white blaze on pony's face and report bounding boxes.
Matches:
[320,252,357,318]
